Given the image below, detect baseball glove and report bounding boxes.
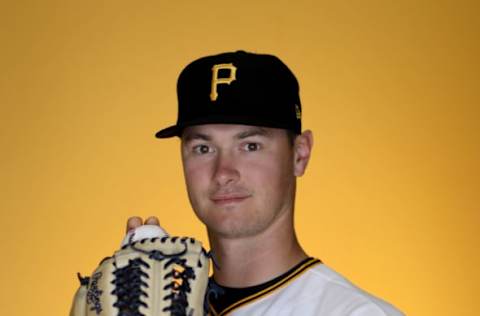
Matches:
[70,234,211,316]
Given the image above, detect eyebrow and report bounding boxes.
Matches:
[235,127,272,139]
[182,126,272,143]
[182,132,211,143]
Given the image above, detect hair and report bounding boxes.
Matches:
[286,130,298,147]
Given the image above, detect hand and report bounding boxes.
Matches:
[125,216,160,233]
[122,216,167,247]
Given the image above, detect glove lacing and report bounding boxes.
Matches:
[111,258,149,316]
[112,236,207,316]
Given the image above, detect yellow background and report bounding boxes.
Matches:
[1,1,478,315]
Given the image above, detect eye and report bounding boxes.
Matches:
[192,144,213,155]
[243,142,261,152]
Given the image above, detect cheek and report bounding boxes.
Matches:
[246,156,292,195]
[183,160,211,197]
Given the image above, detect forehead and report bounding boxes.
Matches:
[181,124,285,141]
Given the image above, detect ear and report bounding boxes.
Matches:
[293,130,313,177]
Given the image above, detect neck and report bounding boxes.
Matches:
[208,210,307,288]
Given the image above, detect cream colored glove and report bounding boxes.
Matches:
[70,232,210,316]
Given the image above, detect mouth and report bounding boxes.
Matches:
[210,194,251,205]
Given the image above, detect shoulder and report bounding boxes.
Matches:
[232,262,404,316]
[295,263,404,315]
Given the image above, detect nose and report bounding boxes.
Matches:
[213,150,240,186]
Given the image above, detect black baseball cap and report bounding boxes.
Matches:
[155,50,302,138]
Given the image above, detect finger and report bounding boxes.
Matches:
[126,216,143,233]
[145,216,160,226]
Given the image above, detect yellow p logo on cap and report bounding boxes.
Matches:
[210,63,237,101]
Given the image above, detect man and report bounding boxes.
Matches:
[128,51,404,315]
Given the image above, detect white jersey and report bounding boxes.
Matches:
[209,258,404,316]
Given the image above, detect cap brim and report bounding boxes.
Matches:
[155,125,182,138]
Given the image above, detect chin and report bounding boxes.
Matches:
[194,201,271,238]
[206,215,269,239]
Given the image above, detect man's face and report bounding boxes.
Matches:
[181,124,297,239]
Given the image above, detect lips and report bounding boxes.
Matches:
[210,193,251,205]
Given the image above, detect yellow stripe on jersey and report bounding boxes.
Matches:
[208,258,322,316]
